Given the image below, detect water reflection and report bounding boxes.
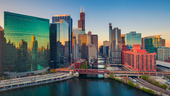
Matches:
[0,78,152,96]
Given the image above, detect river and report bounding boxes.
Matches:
[0,55,152,96]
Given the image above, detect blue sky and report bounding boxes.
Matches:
[0,0,170,47]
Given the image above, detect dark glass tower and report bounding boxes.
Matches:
[52,15,73,63]
[4,11,50,72]
[50,20,69,69]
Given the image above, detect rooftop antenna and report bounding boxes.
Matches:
[80,6,82,13]
[83,5,85,13]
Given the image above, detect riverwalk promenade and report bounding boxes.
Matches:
[0,72,74,91]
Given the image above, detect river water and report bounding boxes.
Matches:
[0,55,152,96]
[0,77,152,96]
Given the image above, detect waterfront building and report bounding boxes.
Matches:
[91,35,98,49]
[144,35,162,54]
[50,19,69,68]
[4,11,49,72]
[78,6,85,33]
[52,14,73,62]
[125,31,141,49]
[109,23,122,64]
[103,40,109,56]
[124,45,156,71]
[121,45,130,64]
[73,28,83,60]
[99,45,103,54]
[75,59,86,69]
[157,47,170,61]
[88,44,97,63]
[162,39,165,47]
[121,34,125,46]
[0,26,4,76]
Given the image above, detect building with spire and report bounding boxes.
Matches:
[78,6,85,33]
[0,26,4,76]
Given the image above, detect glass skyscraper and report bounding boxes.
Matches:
[52,15,73,62]
[50,20,69,68]
[144,35,162,53]
[109,23,122,64]
[125,31,141,49]
[4,11,50,72]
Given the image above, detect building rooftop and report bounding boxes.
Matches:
[144,35,161,38]
[55,14,70,17]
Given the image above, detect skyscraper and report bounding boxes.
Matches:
[121,34,125,46]
[109,23,122,64]
[78,6,85,33]
[0,26,4,76]
[52,14,73,62]
[162,39,165,47]
[88,44,97,63]
[81,34,88,61]
[144,35,162,54]
[103,40,109,56]
[91,35,98,50]
[73,28,83,60]
[50,20,69,69]
[125,31,141,49]
[4,11,49,72]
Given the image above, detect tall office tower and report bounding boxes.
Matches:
[87,31,91,45]
[88,44,97,63]
[162,39,165,47]
[91,35,98,49]
[78,6,85,33]
[142,38,145,49]
[121,34,125,46]
[4,11,49,72]
[50,20,69,69]
[125,31,141,49]
[99,45,103,54]
[103,40,109,56]
[0,26,4,76]
[52,14,73,62]
[109,23,122,64]
[72,34,77,62]
[81,34,88,61]
[157,47,170,61]
[124,45,156,71]
[73,28,83,60]
[144,35,162,54]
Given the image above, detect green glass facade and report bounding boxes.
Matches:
[144,35,162,54]
[4,11,50,72]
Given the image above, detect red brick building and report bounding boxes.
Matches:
[75,59,86,69]
[122,45,130,64]
[124,45,157,71]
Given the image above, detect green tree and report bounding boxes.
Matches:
[127,80,135,87]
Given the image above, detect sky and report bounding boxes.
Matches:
[0,0,170,47]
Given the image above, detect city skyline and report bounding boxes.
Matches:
[0,0,170,47]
